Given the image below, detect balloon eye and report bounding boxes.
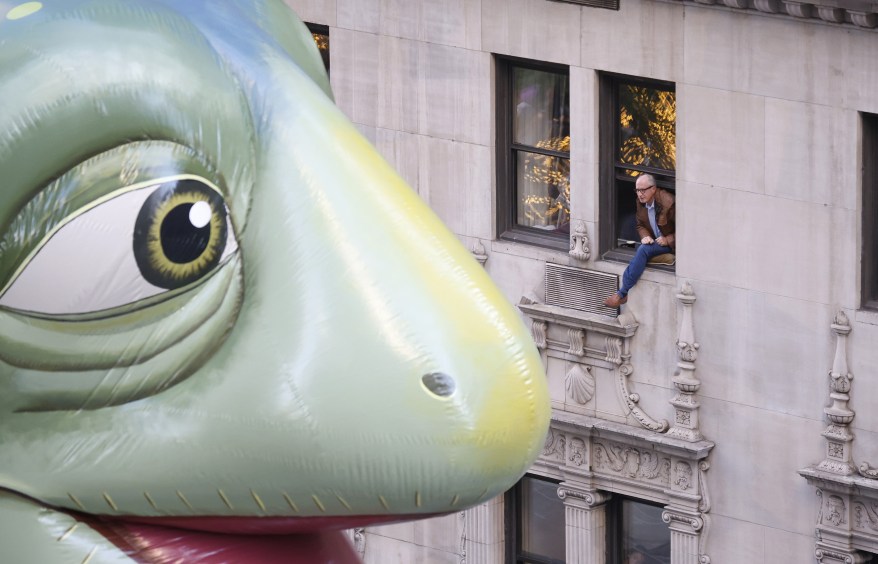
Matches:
[133,179,229,290]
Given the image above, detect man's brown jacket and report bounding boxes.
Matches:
[635,188,675,252]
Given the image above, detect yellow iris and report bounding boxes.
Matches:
[133,179,228,289]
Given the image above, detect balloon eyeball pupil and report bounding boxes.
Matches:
[160,203,211,264]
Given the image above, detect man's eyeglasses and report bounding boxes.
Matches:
[634,185,656,194]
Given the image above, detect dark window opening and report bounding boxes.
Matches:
[497,56,570,250]
[599,73,676,267]
[607,497,670,564]
[863,112,878,309]
[505,475,566,564]
[306,22,330,75]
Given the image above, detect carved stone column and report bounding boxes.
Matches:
[667,282,703,442]
[817,311,856,476]
[558,485,610,564]
[662,508,705,564]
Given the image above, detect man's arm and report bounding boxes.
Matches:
[635,207,653,244]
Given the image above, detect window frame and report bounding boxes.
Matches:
[605,495,671,564]
[862,112,878,310]
[496,55,571,251]
[598,72,676,269]
[504,474,566,564]
[305,22,330,75]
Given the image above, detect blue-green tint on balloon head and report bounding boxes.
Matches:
[0,1,550,561]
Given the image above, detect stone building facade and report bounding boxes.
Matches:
[286,0,878,562]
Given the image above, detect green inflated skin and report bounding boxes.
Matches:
[0,1,551,561]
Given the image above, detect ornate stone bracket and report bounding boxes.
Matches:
[569,220,590,261]
[663,0,878,29]
[518,298,669,432]
[800,311,878,563]
[667,282,703,442]
[471,240,488,266]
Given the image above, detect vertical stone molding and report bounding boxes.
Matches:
[667,282,704,442]
[569,221,590,261]
[818,311,856,476]
[558,486,611,564]
[463,498,504,564]
[662,509,706,564]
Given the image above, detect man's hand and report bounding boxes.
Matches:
[641,236,654,245]
[656,236,668,247]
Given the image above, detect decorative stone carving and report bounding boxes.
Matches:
[849,12,878,27]
[753,0,780,12]
[722,0,748,8]
[667,282,704,442]
[816,5,845,22]
[605,336,622,364]
[566,364,595,405]
[470,240,488,266]
[617,360,670,432]
[674,461,693,490]
[531,320,547,350]
[568,328,585,356]
[352,528,366,557]
[569,221,590,261]
[783,0,814,17]
[822,495,847,527]
[858,463,878,479]
[593,440,671,484]
[568,437,587,467]
[543,428,566,462]
[817,311,856,475]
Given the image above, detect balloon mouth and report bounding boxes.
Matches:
[111,512,445,535]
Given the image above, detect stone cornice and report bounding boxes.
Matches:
[518,301,638,339]
[552,410,715,460]
[658,0,877,29]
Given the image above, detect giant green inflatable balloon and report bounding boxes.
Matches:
[0,1,550,561]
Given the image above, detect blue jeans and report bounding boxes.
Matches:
[618,243,672,297]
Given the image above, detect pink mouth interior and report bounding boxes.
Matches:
[84,513,443,563]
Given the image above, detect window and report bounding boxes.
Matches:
[863,112,878,309]
[306,23,330,74]
[607,497,670,564]
[505,475,566,564]
[599,74,676,263]
[497,57,571,250]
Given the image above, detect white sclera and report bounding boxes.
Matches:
[0,185,238,315]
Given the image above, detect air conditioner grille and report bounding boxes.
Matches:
[545,263,620,317]
[551,0,620,10]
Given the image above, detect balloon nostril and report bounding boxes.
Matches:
[422,372,456,398]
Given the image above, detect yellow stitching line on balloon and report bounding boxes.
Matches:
[378,495,390,511]
[143,491,159,510]
[81,547,97,564]
[477,488,489,501]
[282,492,299,512]
[311,494,326,513]
[250,489,266,512]
[415,491,422,508]
[57,523,78,542]
[335,494,352,511]
[67,493,86,511]
[450,494,460,507]
[218,489,234,510]
[102,492,118,511]
[0,173,225,297]
[176,490,194,511]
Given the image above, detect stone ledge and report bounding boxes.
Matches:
[553,409,715,460]
[518,301,638,339]
[658,0,878,29]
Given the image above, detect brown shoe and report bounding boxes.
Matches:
[603,293,628,308]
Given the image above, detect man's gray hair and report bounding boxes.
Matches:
[637,173,657,187]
